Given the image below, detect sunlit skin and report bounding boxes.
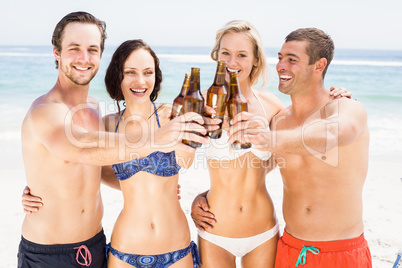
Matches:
[21,22,105,245]
[218,32,257,95]
[104,48,198,268]
[55,22,101,87]
[228,40,369,243]
[194,31,284,268]
[273,41,369,241]
[277,40,316,97]
[20,23,211,257]
[121,49,155,107]
[192,29,355,267]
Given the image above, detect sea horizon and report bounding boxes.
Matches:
[1,45,401,166]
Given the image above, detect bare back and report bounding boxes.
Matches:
[273,97,369,241]
[21,93,104,244]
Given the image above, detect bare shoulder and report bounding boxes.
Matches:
[327,97,367,118]
[254,90,286,119]
[87,95,100,111]
[21,95,70,145]
[103,112,120,132]
[26,95,69,124]
[155,103,172,126]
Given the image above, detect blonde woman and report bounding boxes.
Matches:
[191,20,351,268]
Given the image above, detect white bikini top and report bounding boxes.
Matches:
[204,90,272,161]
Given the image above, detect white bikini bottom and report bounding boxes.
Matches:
[197,221,279,257]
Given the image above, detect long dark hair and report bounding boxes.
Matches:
[105,39,162,114]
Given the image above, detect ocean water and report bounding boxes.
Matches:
[0,45,401,164]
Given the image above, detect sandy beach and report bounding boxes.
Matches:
[1,1,401,266]
[1,135,401,268]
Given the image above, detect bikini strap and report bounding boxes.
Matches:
[252,89,268,119]
[153,102,161,128]
[115,103,160,132]
[115,109,126,132]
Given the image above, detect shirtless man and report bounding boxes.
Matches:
[228,28,372,267]
[18,11,207,268]
[193,28,371,267]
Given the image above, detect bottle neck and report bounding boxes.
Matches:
[229,73,241,97]
[213,62,226,86]
[180,85,188,96]
[179,76,190,96]
[188,70,201,95]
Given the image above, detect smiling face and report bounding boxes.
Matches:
[55,22,101,86]
[276,40,315,95]
[218,32,257,87]
[121,48,156,105]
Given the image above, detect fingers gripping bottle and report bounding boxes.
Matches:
[206,60,228,139]
[227,71,251,150]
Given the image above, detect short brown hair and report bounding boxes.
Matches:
[285,28,334,78]
[105,40,163,114]
[51,11,107,69]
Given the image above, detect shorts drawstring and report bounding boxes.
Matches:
[295,245,320,267]
[74,244,92,266]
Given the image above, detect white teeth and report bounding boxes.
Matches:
[280,75,292,81]
[227,68,239,73]
[75,67,89,71]
[131,88,146,94]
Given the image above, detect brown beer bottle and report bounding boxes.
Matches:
[170,73,190,120]
[206,60,228,139]
[182,67,205,148]
[227,71,251,150]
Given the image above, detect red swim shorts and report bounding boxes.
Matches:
[275,231,372,268]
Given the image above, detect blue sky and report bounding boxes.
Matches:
[1,0,401,50]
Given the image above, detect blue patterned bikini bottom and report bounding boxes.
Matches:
[105,241,200,268]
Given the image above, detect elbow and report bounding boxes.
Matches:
[336,125,360,147]
[326,123,360,150]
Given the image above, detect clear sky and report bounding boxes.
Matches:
[1,0,401,50]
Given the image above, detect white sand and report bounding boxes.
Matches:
[1,142,401,267]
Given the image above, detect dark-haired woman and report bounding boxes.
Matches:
[103,39,203,268]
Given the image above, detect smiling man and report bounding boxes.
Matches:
[18,11,207,268]
[19,12,110,268]
[271,29,371,267]
[228,28,372,267]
